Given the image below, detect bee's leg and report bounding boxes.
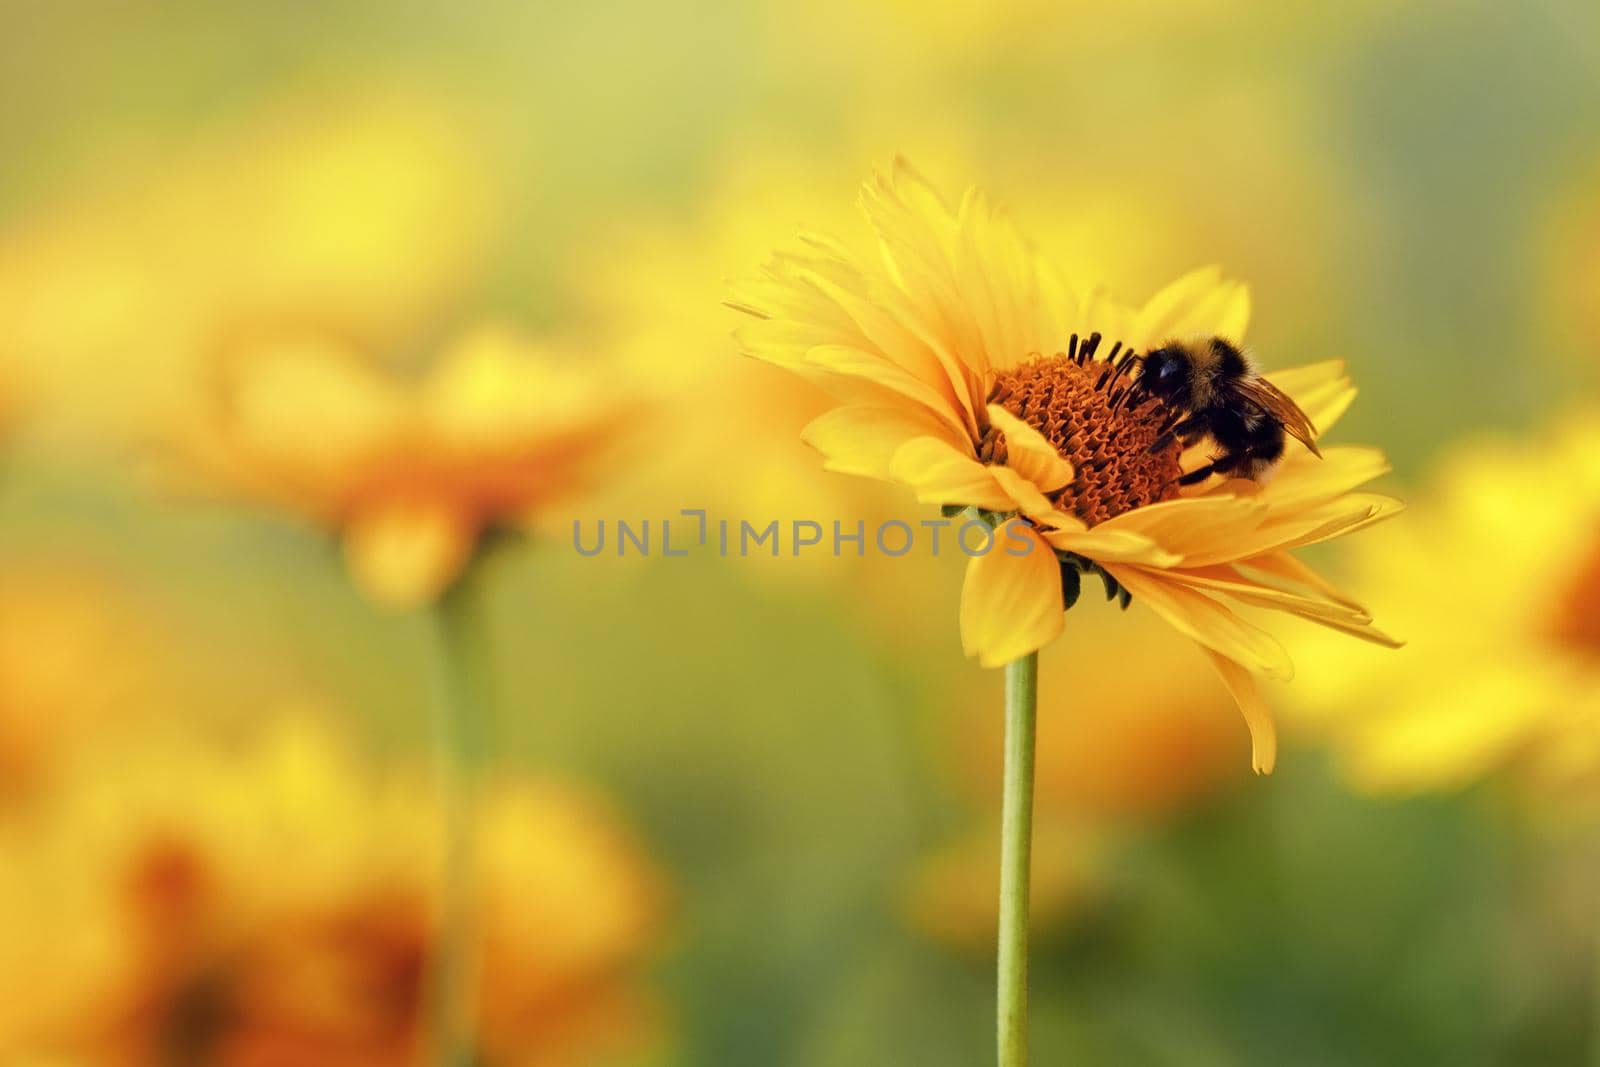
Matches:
[1209,452,1245,476]
[1147,413,1209,454]
[1178,451,1243,486]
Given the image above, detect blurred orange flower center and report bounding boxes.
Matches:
[987,336,1183,525]
[1550,529,1600,658]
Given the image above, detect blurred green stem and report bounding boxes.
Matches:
[429,576,487,1067]
[997,651,1038,1067]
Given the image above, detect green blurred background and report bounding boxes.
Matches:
[2,1,1599,1064]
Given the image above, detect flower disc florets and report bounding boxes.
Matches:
[986,335,1183,525]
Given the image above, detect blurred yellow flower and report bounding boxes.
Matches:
[1287,412,1600,798]
[731,159,1401,771]
[0,562,167,810]
[0,715,666,1067]
[185,325,630,608]
[0,87,498,452]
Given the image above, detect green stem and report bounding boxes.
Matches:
[429,580,486,1067]
[997,651,1039,1067]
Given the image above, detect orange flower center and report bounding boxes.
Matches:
[987,334,1185,525]
[1551,530,1600,659]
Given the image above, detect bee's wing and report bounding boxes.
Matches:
[1232,377,1323,457]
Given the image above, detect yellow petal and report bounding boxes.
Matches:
[424,325,612,449]
[805,343,971,439]
[889,437,1015,511]
[862,159,1073,382]
[986,404,1074,492]
[1074,284,1135,346]
[1224,494,1404,562]
[1132,266,1251,346]
[801,404,964,480]
[220,333,408,514]
[1266,360,1355,436]
[1107,565,1294,680]
[1161,566,1402,648]
[343,498,476,609]
[1264,359,1345,397]
[989,465,1058,518]
[960,521,1064,667]
[1164,483,1402,570]
[1096,494,1269,563]
[1199,647,1277,774]
[1254,446,1391,514]
[1235,551,1367,612]
[791,258,980,436]
[1038,523,1182,566]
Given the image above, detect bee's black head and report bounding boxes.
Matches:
[1140,345,1194,406]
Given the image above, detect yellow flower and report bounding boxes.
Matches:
[1286,412,1600,798]
[0,562,169,811]
[0,714,667,1066]
[731,159,1401,772]
[184,324,629,608]
[0,86,497,451]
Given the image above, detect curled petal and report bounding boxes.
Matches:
[1162,566,1403,648]
[1199,647,1277,774]
[1237,551,1367,612]
[1220,494,1405,563]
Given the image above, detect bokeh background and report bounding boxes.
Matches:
[3,1,1600,1064]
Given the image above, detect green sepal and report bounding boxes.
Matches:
[1098,568,1119,602]
[1059,562,1082,612]
[1050,548,1135,612]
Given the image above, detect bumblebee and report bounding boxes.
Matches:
[1136,336,1321,484]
